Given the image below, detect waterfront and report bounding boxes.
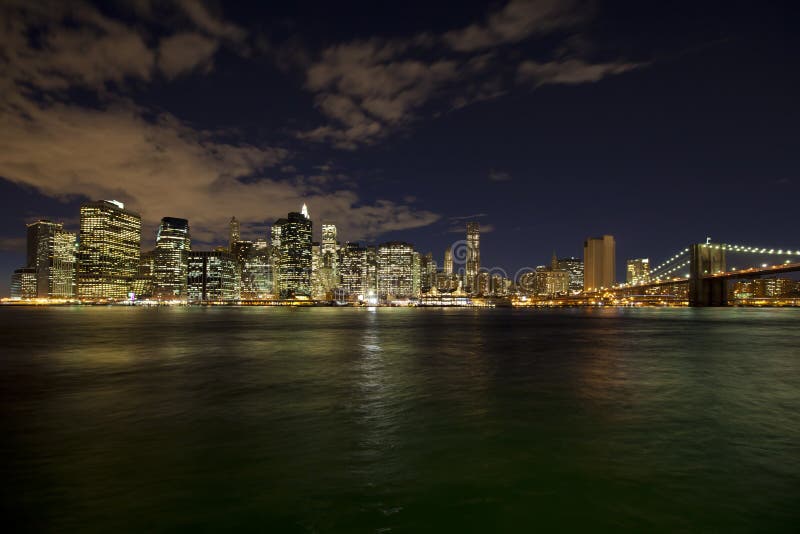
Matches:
[2,307,800,532]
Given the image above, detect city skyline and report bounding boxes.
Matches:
[1,1,798,295]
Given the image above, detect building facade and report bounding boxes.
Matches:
[465,222,480,292]
[153,217,191,301]
[626,258,650,285]
[273,207,312,297]
[77,200,141,300]
[26,219,76,298]
[187,251,239,302]
[10,268,37,299]
[377,241,415,301]
[557,257,584,294]
[583,235,616,292]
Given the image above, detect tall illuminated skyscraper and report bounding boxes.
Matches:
[321,223,339,276]
[626,258,650,285]
[557,257,584,294]
[273,206,312,297]
[339,242,366,298]
[187,250,239,302]
[465,222,480,292]
[77,200,141,300]
[153,217,191,300]
[229,216,240,251]
[583,235,616,291]
[377,241,415,301]
[443,247,453,275]
[26,219,76,298]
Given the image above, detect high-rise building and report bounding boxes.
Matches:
[229,216,240,251]
[377,241,415,301]
[465,222,480,292]
[626,258,650,285]
[339,242,366,298]
[26,220,76,298]
[584,235,616,291]
[77,200,141,300]
[443,247,453,275]
[420,252,436,293]
[132,250,155,299]
[320,223,339,294]
[475,271,491,295]
[232,239,273,299]
[273,207,313,297]
[10,268,37,299]
[557,257,584,294]
[153,217,191,300]
[187,250,239,302]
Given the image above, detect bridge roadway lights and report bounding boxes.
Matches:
[689,243,728,306]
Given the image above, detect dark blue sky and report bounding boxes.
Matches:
[1,0,798,294]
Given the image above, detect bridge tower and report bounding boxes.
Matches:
[689,244,727,306]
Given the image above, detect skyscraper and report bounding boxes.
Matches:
[583,235,616,291]
[443,246,453,275]
[77,200,141,300]
[557,257,584,294]
[10,268,37,299]
[26,219,76,298]
[153,217,191,300]
[321,223,339,280]
[377,241,415,301]
[273,207,313,297]
[229,216,240,251]
[626,258,650,285]
[339,242,366,299]
[465,222,480,292]
[233,240,273,299]
[187,250,239,302]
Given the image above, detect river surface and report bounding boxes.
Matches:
[2,307,799,532]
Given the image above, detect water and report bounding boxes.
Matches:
[2,307,799,532]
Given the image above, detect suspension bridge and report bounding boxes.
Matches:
[613,241,800,306]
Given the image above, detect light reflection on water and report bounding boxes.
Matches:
[1,306,799,532]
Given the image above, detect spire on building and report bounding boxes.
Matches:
[301,203,309,219]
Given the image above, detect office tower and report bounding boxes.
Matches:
[77,200,141,300]
[583,235,616,291]
[10,268,37,299]
[557,257,584,294]
[412,251,422,297]
[26,220,76,298]
[443,247,453,275]
[232,240,273,299]
[152,217,191,300]
[339,242,366,298]
[229,216,240,251]
[626,258,650,285]
[377,241,415,301]
[420,252,436,293]
[475,271,490,295]
[273,207,312,297]
[131,250,155,300]
[187,250,239,302]
[321,224,338,254]
[465,222,480,292]
[319,223,339,296]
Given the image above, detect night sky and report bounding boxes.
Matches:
[1,0,798,295]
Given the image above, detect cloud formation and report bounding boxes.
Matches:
[0,0,440,245]
[517,58,641,86]
[298,0,639,149]
[443,0,584,52]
